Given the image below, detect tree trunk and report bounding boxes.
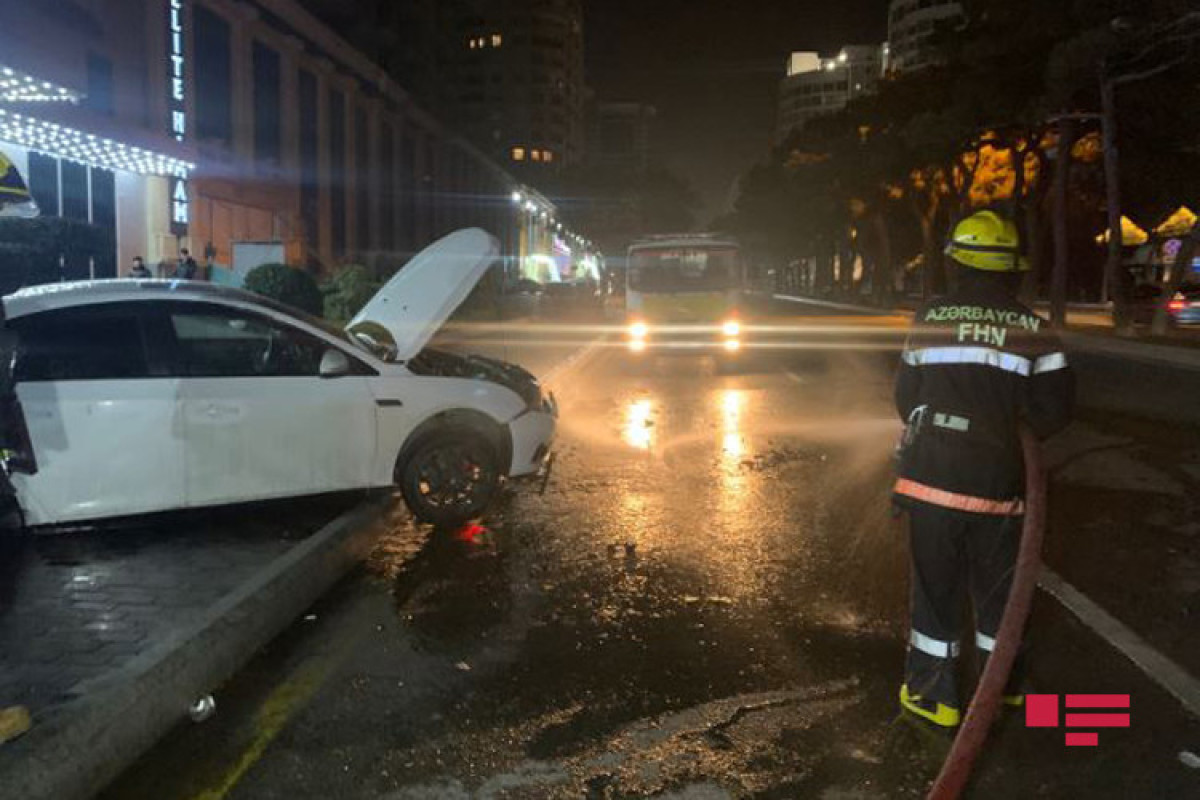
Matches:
[872,211,893,306]
[912,189,943,301]
[1151,223,1200,336]
[1050,118,1078,329]
[1101,68,1133,334]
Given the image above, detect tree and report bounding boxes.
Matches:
[321,264,380,323]
[244,263,324,316]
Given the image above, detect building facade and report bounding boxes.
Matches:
[776,46,885,139]
[437,0,587,175]
[0,0,593,287]
[587,102,657,174]
[887,0,964,74]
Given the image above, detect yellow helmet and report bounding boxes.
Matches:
[945,210,1029,272]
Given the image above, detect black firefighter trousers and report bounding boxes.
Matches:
[904,502,1025,710]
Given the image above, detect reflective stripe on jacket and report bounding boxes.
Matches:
[893,273,1074,513]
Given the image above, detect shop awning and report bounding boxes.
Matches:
[0,109,193,177]
[1153,206,1197,238]
[1095,216,1149,246]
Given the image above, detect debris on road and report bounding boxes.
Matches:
[455,662,472,672]
[0,706,31,745]
[188,696,216,723]
[1180,750,1200,769]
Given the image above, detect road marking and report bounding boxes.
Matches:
[191,660,329,800]
[785,371,805,385]
[1039,567,1200,718]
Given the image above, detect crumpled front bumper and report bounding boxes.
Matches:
[507,393,557,477]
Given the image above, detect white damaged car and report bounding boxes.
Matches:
[0,229,556,529]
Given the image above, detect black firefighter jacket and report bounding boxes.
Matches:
[893,274,1075,515]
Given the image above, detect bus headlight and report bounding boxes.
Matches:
[630,321,649,340]
[722,320,741,338]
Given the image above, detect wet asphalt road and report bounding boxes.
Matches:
[105,307,1200,799]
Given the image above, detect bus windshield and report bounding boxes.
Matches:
[629,247,739,293]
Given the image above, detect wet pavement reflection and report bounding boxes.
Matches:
[107,324,1200,800]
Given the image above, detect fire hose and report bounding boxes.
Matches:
[927,424,1046,800]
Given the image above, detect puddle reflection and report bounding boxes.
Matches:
[623,398,655,451]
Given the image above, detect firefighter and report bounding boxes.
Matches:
[893,210,1074,727]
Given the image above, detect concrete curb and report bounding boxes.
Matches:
[774,293,1200,372]
[0,492,394,800]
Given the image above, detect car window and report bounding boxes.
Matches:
[13,305,150,382]
[169,309,330,378]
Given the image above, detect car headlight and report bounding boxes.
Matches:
[722,320,741,338]
[630,321,649,339]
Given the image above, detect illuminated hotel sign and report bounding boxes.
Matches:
[167,0,189,235]
[168,0,186,142]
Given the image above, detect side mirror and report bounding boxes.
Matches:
[319,348,352,378]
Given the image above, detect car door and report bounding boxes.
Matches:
[9,302,185,524]
[166,302,377,508]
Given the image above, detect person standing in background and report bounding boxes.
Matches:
[175,248,198,280]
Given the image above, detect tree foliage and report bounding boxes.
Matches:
[321,264,380,323]
[244,263,324,316]
[727,0,1200,306]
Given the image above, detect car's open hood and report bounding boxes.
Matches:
[348,228,498,361]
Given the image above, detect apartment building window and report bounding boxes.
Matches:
[401,133,417,249]
[253,42,282,168]
[299,70,320,253]
[379,122,395,252]
[27,153,59,217]
[355,106,371,251]
[194,5,233,146]
[85,54,114,116]
[329,89,346,257]
[90,168,116,279]
[511,147,526,161]
[62,162,89,221]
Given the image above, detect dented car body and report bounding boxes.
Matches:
[0,229,555,528]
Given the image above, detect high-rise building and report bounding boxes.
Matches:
[0,0,592,284]
[887,0,965,74]
[440,0,586,173]
[776,46,885,139]
[588,102,657,174]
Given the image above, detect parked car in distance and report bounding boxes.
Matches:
[1129,281,1200,326]
[0,229,556,530]
[539,279,604,320]
[500,278,545,319]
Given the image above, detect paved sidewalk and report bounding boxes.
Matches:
[774,292,1200,372]
[0,499,347,715]
[0,493,393,800]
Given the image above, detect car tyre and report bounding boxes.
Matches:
[398,430,501,527]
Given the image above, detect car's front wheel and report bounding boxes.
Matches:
[397,431,501,527]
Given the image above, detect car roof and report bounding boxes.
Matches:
[628,235,739,251]
[3,279,293,321]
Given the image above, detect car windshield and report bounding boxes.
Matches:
[629,247,739,293]
[247,293,390,359]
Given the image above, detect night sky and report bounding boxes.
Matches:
[585,0,891,222]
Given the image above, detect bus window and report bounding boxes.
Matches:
[629,248,739,293]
